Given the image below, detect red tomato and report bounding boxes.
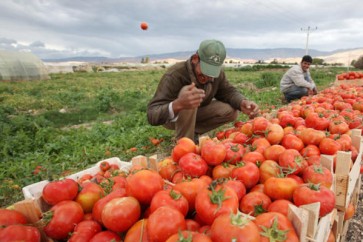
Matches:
[68,220,102,242]
[231,161,260,189]
[259,159,281,184]
[195,185,239,225]
[124,219,149,242]
[278,149,308,175]
[231,131,249,144]
[212,162,235,179]
[298,128,326,146]
[210,212,260,242]
[0,225,41,242]
[75,182,104,213]
[99,161,110,172]
[242,151,265,166]
[147,206,186,242]
[240,191,271,216]
[158,157,178,181]
[251,137,271,154]
[102,196,141,233]
[240,122,254,136]
[329,120,349,134]
[293,184,336,217]
[185,219,201,231]
[300,144,320,158]
[267,199,293,217]
[89,231,122,242]
[149,189,189,216]
[42,178,79,205]
[305,112,330,130]
[126,169,164,205]
[263,145,286,162]
[250,183,265,193]
[265,123,284,145]
[223,142,245,164]
[171,137,197,162]
[223,179,246,201]
[344,202,355,221]
[254,212,299,242]
[167,230,212,242]
[319,137,342,155]
[140,22,148,30]
[281,134,304,151]
[302,164,333,188]
[179,153,208,177]
[0,209,27,227]
[264,177,299,201]
[43,200,84,240]
[252,116,270,135]
[92,188,126,224]
[201,140,226,166]
[173,178,209,212]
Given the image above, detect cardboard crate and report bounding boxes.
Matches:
[22,157,130,212]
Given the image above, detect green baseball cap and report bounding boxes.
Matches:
[197,39,226,78]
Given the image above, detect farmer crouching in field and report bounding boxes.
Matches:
[147,39,259,142]
[280,55,318,103]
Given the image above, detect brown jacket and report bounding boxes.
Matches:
[147,58,246,126]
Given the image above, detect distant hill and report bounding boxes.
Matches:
[42,47,363,65]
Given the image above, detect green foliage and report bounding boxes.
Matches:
[255,72,281,88]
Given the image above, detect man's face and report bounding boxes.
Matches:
[301,61,311,72]
[195,61,214,84]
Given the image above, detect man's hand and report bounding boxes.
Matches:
[173,83,205,114]
[240,100,259,119]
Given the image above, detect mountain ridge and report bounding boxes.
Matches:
[42,47,363,64]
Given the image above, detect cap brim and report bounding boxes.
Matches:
[200,60,222,78]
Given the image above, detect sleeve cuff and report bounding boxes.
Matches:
[168,102,179,122]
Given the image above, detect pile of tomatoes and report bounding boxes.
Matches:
[337,71,363,80]
[1,84,363,242]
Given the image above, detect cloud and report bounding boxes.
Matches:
[0,0,362,59]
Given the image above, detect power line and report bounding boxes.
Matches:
[301,26,318,55]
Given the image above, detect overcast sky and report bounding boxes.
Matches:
[0,0,362,59]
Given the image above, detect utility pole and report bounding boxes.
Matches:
[301,26,317,55]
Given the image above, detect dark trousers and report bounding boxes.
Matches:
[163,100,238,140]
[283,86,308,102]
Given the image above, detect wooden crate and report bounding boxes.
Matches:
[332,176,361,242]
[288,203,336,242]
[334,130,362,211]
